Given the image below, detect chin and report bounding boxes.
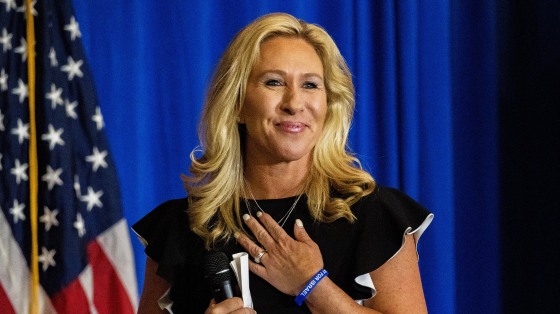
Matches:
[275,150,312,163]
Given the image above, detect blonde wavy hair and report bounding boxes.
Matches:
[183,12,375,249]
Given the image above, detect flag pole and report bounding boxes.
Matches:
[25,0,40,313]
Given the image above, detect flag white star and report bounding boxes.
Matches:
[12,79,28,104]
[11,118,29,144]
[14,37,27,62]
[41,124,65,150]
[49,47,58,66]
[64,98,78,119]
[81,186,103,211]
[0,109,4,131]
[74,212,86,237]
[86,147,108,172]
[38,247,56,271]
[10,159,28,184]
[0,28,13,52]
[0,68,8,91]
[16,0,37,16]
[45,83,64,109]
[9,199,26,223]
[92,106,104,130]
[64,16,81,41]
[40,206,59,231]
[0,0,17,13]
[61,56,83,81]
[42,165,63,190]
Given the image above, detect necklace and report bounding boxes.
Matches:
[244,186,303,228]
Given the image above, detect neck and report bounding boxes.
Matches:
[243,163,308,199]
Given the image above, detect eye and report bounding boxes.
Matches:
[302,81,318,89]
[265,79,283,86]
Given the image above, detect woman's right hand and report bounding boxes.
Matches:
[204,298,257,314]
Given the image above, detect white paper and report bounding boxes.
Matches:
[230,252,253,308]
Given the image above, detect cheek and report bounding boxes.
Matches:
[240,104,268,135]
[240,96,260,124]
[242,91,274,119]
[313,99,328,126]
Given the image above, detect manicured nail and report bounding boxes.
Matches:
[256,211,263,218]
[243,214,250,221]
[234,232,240,239]
[296,219,303,227]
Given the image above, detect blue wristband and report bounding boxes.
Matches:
[294,269,329,306]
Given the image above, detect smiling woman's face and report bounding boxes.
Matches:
[240,36,327,166]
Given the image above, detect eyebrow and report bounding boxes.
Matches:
[257,69,324,81]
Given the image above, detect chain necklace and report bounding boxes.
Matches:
[244,186,303,228]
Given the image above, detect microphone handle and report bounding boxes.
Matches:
[212,279,235,302]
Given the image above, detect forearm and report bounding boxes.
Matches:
[304,277,382,314]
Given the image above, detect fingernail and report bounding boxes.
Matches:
[256,211,263,217]
[243,214,250,221]
[296,219,303,227]
[234,232,240,239]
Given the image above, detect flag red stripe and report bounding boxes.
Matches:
[88,240,135,314]
[0,282,16,314]
[50,277,90,314]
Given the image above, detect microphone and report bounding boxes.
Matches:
[203,251,235,302]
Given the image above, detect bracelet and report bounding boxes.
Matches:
[294,269,329,306]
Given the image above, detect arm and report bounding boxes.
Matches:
[238,213,427,313]
[138,257,256,314]
[363,234,427,312]
[137,257,170,314]
[306,234,427,313]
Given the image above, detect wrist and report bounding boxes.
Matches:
[294,269,329,306]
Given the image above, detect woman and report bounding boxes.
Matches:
[134,13,433,313]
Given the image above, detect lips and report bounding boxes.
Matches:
[276,121,307,133]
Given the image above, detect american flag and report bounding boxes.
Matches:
[0,0,138,313]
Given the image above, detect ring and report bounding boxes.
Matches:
[254,250,266,264]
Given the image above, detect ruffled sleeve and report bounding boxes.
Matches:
[131,199,215,313]
[131,198,193,284]
[351,187,434,299]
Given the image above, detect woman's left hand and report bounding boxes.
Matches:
[235,211,324,296]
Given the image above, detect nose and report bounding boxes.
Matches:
[281,87,304,115]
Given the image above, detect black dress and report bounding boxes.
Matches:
[132,186,433,313]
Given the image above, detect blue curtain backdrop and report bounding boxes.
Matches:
[70,1,506,313]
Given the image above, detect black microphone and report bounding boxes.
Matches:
[203,251,235,302]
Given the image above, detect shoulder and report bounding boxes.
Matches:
[354,186,424,207]
[149,198,189,217]
[132,198,189,234]
[353,186,431,223]
[349,185,433,271]
[131,198,191,259]
[315,186,433,301]
[132,198,208,304]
